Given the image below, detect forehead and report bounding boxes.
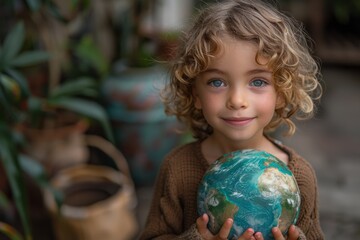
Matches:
[207,36,270,70]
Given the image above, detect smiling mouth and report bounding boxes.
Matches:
[222,117,255,126]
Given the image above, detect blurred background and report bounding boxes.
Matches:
[0,0,359,239]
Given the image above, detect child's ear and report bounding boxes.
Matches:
[192,85,202,109]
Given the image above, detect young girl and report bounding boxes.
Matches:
[140,0,324,239]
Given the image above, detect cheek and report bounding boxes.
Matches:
[256,94,277,112]
[195,93,221,115]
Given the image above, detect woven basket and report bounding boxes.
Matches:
[43,135,138,240]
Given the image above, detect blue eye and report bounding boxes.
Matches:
[250,79,268,87]
[208,79,225,88]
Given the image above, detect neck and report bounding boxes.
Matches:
[201,133,272,164]
[201,134,289,165]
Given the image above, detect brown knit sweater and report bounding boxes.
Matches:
[139,140,325,239]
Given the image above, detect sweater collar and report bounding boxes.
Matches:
[195,136,298,171]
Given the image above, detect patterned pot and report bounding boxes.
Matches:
[102,65,183,186]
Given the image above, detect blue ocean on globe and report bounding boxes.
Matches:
[197,149,301,240]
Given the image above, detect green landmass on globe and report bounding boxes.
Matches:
[197,149,301,240]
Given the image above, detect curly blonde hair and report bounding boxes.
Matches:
[162,0,322,140]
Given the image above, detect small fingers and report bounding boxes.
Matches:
[287,225,300,240]
[237,228,255,240]
[272,227,285,240]
[196,214,209,235]
[196,215,234,240]
[254,231,264,240]
[217,218,233,239]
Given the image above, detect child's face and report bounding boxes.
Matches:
[193,36,278,145]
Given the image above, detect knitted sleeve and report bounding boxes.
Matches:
[177,224,203,239]
[296,226,307,240]
[293,158,325,240]
[139,148,199,239]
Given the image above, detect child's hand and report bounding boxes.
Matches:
[197,214,300,240]
[196,214,255,240]
[250,225,300,240]
[271,225,300,240]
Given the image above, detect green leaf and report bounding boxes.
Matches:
[11,51,50,67]
[1,22,25,65]
[0,135,32,239]
[49,77,98,98]
[0,222,24,240]
[0,74,27,123]
[71,0,79,8]
[0,74,22,123]
[70,0,91,9]
[48,97,114,143]
[5,69,30,99]
[19,154,48,188]
[0,46,2,69]
[27,96,43,112]
[0,191,10,209]
[25,0,41,11]
[19,154,64,209]
[0,81,12,118]
[46,1,67,23]
[0,74,18,104]
[25,96,45,128]
[74,36,108,75]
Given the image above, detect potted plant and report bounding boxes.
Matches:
[1,0,115,176]
[0,3,114,239]
[0,20,53,240]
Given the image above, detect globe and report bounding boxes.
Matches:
[197,149,300,240]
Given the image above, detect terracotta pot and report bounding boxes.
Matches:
[21,120,89,176]
[43,135,138,240]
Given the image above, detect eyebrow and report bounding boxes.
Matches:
[202,68,272,76]
[201,68,226,75]
[246,68,272,75]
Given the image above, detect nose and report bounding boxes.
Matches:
[226,88,248,110]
